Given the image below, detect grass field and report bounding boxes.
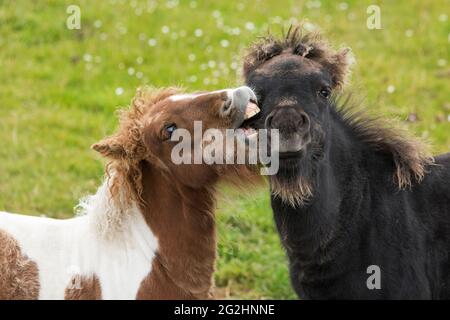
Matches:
[0,0,448,299]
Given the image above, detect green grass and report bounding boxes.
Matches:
[0,0,448,299]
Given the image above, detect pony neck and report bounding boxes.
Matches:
[274,116,374,262]
[137,162,217,299]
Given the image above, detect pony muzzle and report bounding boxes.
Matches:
[223,86,260,137]
[266,107,311,155]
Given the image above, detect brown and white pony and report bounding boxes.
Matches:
[0,86,260,300]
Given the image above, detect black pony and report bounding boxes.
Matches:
[242,27,450,299]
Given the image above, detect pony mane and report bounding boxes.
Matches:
[83,87,183,237]
[334,96,434,189]
[100,87,182,209]
[243,25,353,88]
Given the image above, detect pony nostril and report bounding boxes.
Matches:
[223,99,232,111]
[298,113,310,131]
[221,98,233,115]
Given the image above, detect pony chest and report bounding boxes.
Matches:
[91,243,156,299]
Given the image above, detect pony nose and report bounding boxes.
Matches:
[266,108,310,134]
[230,86,257,113]
[297,112,310,132]
[221,86,257,118]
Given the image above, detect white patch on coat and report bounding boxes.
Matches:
[0,177,158,300]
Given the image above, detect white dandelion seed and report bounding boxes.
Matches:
[405,29,414,37]
[270,16,283,24]
[100,33,108,40]
[306,0,321,9]
[216,19,224,28]
[188,54,196,61]
[161,26,170,34]
[303,22,316,31]
[437,59,447,67]
[338,2,348,11]
[387,85,395,94]
[189,1,197,8]
[439,14,448,22]
[115,87,124,96]
[148,38,157,46]
[166,0,179,9]
[147,2,156,13]
[83,54,92,62]
[118,25,127,34]
[194,28,203,37]
[136,57,144,64]
[245,22,255,31]
[208,60,216,68]
[188,75,197,82]
[94,20,102,28]
[220,39,230,48]
[136,71,143,79]
[128,67,135,76]
[288,17,299,25]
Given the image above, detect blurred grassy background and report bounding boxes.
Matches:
[0,0,448,299]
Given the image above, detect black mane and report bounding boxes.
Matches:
[332,95,433,188]
[243,25,353,88]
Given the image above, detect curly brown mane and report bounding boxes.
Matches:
[92,87,182,207]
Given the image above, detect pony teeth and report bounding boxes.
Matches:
[244,102,260,119]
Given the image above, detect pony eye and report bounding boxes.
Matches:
[318,87,331,99]
[164,124,177,139]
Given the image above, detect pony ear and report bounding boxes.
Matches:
[328,47,355,89]
[91,135,127,159]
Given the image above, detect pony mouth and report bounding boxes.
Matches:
[279,150,304,159]
[238,100,260,138]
